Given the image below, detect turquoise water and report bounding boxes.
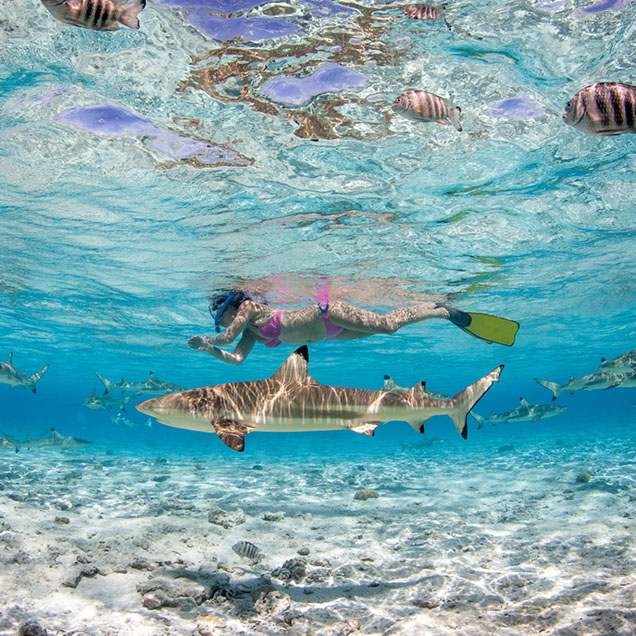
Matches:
[1,1,636,634]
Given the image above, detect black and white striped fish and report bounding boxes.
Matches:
[232,541,262,562]
[41,0,146,31]
[402,4,445,20]
[392,90,462,131]
[563,83,636,136]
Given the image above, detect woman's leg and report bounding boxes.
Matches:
[326,300,451,335]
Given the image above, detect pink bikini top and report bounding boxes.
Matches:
[257,305,343,348]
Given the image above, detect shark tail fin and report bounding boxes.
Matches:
[30,364,49,394]
[471,411,487,430]
[447,366,503,439]
[2,433,21,453]
[534,378,561,401]
[96,372,114,393]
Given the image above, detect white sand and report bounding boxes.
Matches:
[1,431,635,636]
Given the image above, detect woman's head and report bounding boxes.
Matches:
[208,290,249,331]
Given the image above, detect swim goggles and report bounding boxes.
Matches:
[210,293,235,332]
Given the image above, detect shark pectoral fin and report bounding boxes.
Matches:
[213,420,254,452]
[405,417,431,435]
[350,423,379,436]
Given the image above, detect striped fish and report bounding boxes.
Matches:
[392,90,462,131]
[232,541,262,562]
[402,4,445,20]
[40,0,146,31]
[563,83,636,136]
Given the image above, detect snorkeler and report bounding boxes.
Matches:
[187,290,519,366]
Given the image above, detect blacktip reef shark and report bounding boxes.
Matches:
[599,348,636,374]
[535,369,636,400]
[96,371,185,395]
[84,384,135,411]
[2,428,91,453]
[0,353,49,393]
[471,398,566,429]
[137,346,503,451]
[382,375,449,400]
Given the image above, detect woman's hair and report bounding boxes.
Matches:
[207,289,250,314]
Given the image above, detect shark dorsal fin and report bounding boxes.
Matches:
[8,353,12,364]
[270,346,311,384]
[406,381,429,399]
[382,376,398,391]
[149,371,156,378]
[520,397,529,406]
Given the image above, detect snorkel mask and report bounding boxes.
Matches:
[210,293,235,332]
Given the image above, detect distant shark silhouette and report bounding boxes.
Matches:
[535,369,636,400]
[2,428,91,453]
[471,397,566,429]
[84,384,135,411]
[0,353,49,393]
[96,371,185,395]
[137,346,503,451]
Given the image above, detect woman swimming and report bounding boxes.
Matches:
[187,290,519,366]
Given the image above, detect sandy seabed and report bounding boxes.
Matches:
[1,431,635,636]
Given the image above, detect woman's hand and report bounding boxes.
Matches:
[187,335,216,351]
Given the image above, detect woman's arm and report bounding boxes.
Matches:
[209,300,259,346]
[187,331,256,366]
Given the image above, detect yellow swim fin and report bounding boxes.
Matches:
[446,307,519,346]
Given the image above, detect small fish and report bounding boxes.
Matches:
[232,541,262,562]
[563,83,636,136]
[402,3,445,20]
[40,0,146,31]
[0,353,49,393]
[2,428,91,453]
[392,90,462,131]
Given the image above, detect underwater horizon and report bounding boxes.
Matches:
[1,0,636,634]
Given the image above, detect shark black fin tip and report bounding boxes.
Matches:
[383,374,390,380]
[419,424,425,434]
[295,345,309,362]
[461,425,468,440]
